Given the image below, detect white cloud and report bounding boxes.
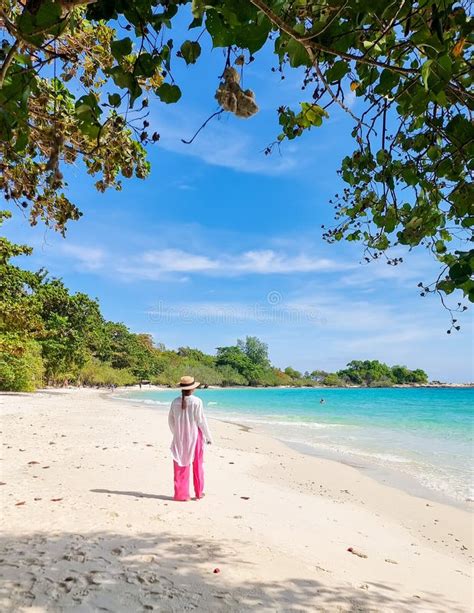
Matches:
[147,299,325,327]
[142,249,219,272]
[286,296,400,334]
[118,248,352,280]
[152,106,297,176]
[344,88,357,110]
[231,250,342,273]
[59,244,105,271]
[339,248,434,289]
[332,328,430,352]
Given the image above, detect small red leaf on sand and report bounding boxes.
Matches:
[28,461,39,465]
[15,501,26,506]
[213,568,221,574]
[51,498,63,502]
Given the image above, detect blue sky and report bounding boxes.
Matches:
[4,14,473,381]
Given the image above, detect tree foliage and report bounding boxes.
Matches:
[0,210,45,390]
[284,365,302,379]
[0,0,472,314]
[216,344,264,384]
[0,334,44,391]
[237,335,270,368]
[337,359,428,386]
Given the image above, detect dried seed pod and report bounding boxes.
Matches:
[235,89,258,118]
[215,67,258,118]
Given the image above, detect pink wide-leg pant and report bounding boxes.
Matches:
[173,428,204,501]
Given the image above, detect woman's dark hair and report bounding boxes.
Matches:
[181,389,192,410]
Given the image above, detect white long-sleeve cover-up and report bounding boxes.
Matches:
[168,395,213,467]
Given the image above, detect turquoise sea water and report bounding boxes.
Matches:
[117,387,474,505]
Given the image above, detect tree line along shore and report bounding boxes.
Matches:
[1,212,429,392]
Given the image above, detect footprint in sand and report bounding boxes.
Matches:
[63,549,87,563]
[87,571,109,586]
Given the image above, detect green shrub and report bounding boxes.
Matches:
[322,373,346,387]
[182,363,224,386]
[284,366,302,379]
[152,363,184,387]
[0,335,44,392]
[217,364,248,386]
[368,377,394,388]
[77,359,136,387]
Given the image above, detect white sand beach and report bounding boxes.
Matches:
[0,388,472,612]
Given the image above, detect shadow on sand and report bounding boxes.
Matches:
[91,488,174,501]
[0,530,464,612]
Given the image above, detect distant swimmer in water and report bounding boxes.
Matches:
[320,398,325,404]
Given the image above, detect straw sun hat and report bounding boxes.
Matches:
[178,375,200,390]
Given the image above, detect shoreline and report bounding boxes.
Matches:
[1,388,472,611]
[114,387,473,512]
[134,383,474,389]
[35,382,474,392]
[284,438,472,512]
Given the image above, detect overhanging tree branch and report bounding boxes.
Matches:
[248,0,417,76]
[0,40,19,88]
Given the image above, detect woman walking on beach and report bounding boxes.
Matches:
[168,376,213,501]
